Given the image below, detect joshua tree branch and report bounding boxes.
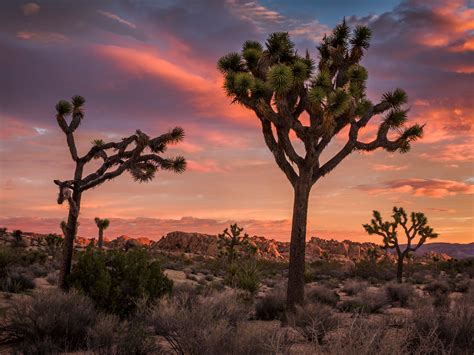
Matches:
[260,119,297,185]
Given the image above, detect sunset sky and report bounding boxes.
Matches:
[0,0,472,243]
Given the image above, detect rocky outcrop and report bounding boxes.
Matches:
[154,231,218,255]
[0,230,462,264]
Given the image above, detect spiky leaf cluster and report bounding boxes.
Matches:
[94,217,110,230]
[217,20,425,184]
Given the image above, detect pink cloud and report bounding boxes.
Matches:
[187,159,226,173]
[97,45,254,124]
[357,178,474,198]
[16,31,68,43]
[372,164,408,172]
[21,2,40,16]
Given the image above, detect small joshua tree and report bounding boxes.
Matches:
[94,218,110,249]
[218,224,256,263]
[363,207,438,283]
[54,95,186,290]
[218,20,424,309]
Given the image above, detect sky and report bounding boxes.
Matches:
[0,0,473,243]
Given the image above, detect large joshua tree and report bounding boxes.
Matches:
[94,217,110,249]
[364,207,438,283]
[54,95,186,290]
[218,21,424,309]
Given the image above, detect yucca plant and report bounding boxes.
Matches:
[94,218,110,249]
[218,20,424,310]
[363,206,438,282]
[54,95,186,290]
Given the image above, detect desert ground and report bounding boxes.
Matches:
[0,229,472,354]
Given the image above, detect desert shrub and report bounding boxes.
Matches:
[408,270,431,284]
[354,259,396,281]
[287,302,337,344]
[87,314,122,354]
[0,267,35,293]
[236,261,261,293]
[0,248,15,276]
[425,279,451,308]
[322,316,408,355]
[232,322,288,354]
[408,301,474,353]
[339,290,389,314]
[2,290,97,353]
[0,248,47,277]
[150,290,252,354]
[310,260,349,279]
[319,277,340,289]
[29,263,49,277]
[46,271,58,285]
[306,285,340,307]
[69,248,172,317]
[437,258,474,278]
[341,280,368,296]
[45,233,63,249]
[225,260,261,293]
[440,300,474,352]
[115,319,157,355]
[451,275,471,293]
[255,287,286,320]
[385,282,415,307]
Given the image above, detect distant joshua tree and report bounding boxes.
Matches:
[54,95,186,290]
[94,218,110,249]
[363,206,438,283]
[218,20,424,309]
[218,224,256,263]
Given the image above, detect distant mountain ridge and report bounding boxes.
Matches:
[399,242,474,259]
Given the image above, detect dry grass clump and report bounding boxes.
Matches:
[425,279,451,307]
[339,289,389,314]
[385,282,415,307]
[341,279,369,296]
[149,289,279,354]
[1,290,97,353]
[320,316,408,355]
[287,302,337,344]
[0,267,35,293]
[255,287,286,321]
[306,285,340,307]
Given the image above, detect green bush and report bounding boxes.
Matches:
[69,248,172,317]
[225,260,261,293]
[235,261,261,293]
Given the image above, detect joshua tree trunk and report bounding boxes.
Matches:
[59,189,82,290]
[397,253,405,283]
[286,175,311,310]
[98,228,104,249]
